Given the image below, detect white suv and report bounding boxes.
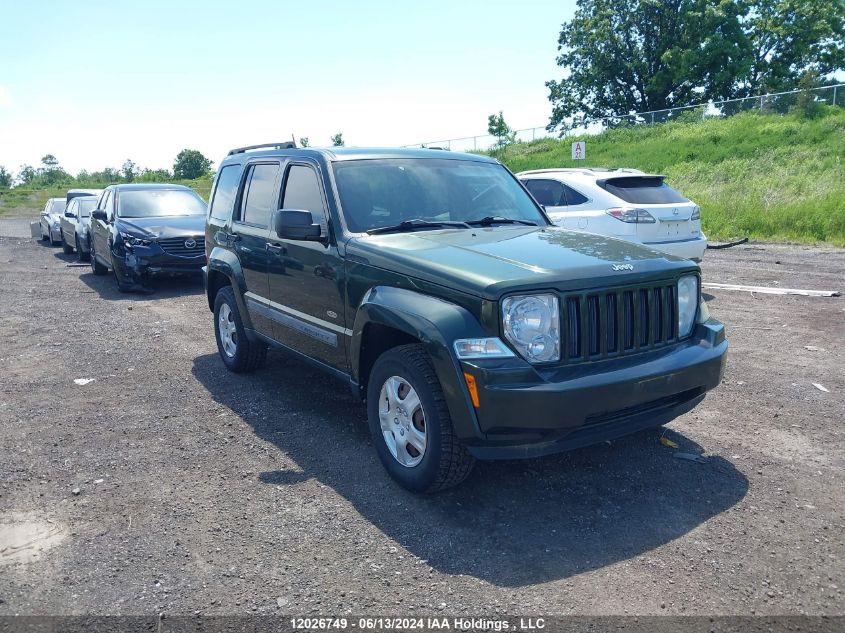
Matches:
[517,168,707,261]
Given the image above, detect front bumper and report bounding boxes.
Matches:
[119,247,204,277]
[643,236,707,262]
[458,319,727,459]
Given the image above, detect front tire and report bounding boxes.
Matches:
[61,233,74,254]
[367,344,475,493]
[213,286,267,373]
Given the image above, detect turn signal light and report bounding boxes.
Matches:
[463,372,480,408]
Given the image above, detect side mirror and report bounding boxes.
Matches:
[91,210,107,222]
[273,209,322,241]
[65,211,77,218]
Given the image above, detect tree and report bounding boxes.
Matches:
[173,149,212,179]
[17,164,37,185]
[487,111,517,148]
[546,0,751,131]
[121,159,137,182]
[299,137,310,147]
[738,0,845,95]
[0,166,11,189]
[546,0,845,132]
[330,133,344,147]
[41,154,60,170]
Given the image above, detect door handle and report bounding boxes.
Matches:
[215,231,241,246]
[266,243,283,254]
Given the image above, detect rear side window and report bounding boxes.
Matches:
[523,179,565,206]
[239,163,280,227]
[600,177,688,204]
[563,184,589,205]
[209,164,243,221]
[50,199,66,213]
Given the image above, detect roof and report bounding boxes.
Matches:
[220,146,497,164]
[106,183,193,191]
[516,168,666,181]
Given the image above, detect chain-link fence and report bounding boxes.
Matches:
[402,83,843,153]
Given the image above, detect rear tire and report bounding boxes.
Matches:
[367,344,475,493]
[213,286,267,373]
[76,236,90,261]
[89,240,108,275]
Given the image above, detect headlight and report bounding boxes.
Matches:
[502,294,560,363]
[453,338,515,359]
[120,232,152,248]
[606,207,656,223]
[51,220,60,228]
[677,275,699,337]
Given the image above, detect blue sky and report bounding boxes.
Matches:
[0,0,576,174]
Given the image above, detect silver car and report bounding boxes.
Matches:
[39,198,67,245]
[59,195,98,260]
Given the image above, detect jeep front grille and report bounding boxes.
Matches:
[562,283,679,363]
[157,236,205,257]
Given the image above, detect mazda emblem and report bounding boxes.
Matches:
[184,238,197,249]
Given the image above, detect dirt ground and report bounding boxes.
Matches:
[0,216,842,617]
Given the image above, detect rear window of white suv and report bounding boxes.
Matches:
[599,176,688,204]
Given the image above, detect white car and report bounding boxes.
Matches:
[39,197,67,245]
[517,168,707,261]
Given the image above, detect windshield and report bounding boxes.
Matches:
[49,199,66,214]
[78,198,97,217]
[332,158,547,233]
[600,177,689,204]
[117,189,206,218]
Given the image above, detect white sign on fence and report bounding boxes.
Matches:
[571,141,586,160]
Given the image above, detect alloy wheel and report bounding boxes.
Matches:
[217,303,238,358]
[378,376,427,467]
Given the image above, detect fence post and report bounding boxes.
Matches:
[760,95,764,111]
[834,86,837,107]
[650,112,654,125]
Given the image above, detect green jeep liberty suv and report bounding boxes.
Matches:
[203,143,727,493]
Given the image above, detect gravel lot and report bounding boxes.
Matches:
[0,215,842,617]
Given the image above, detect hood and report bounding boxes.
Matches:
[116,215,205,238]
[347,226,697,299]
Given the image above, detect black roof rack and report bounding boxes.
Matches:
[227,141,297,156]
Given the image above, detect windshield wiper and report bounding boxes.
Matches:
[366,219,471,235]
[466,216,537,226]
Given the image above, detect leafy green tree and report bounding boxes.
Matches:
[41,154,60,170]
[137,167,173,182]
[299,137,310,147]
[121,159,137,182]
[0,166,11,188]
[330,133,344,147]
[18,164,37,185]
[173,149,212,179]
[546,0,845,131]
[487,111,517,148]
[546,0,751,130]
[739,0,845,95]
[793,71,825,118]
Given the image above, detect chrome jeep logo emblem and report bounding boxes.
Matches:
[612,263,634,271]
[184,238,197,249]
